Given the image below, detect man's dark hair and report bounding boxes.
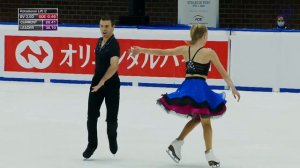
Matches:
[100,14,115,26]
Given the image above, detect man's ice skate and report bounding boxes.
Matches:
[205,149,220,167]
[107,122,118,155]
[82,144,97,159]
[166,139,183,163]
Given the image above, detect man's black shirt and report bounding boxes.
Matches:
[94,35,120,80]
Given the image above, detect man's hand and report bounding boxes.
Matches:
[91,80,105,92]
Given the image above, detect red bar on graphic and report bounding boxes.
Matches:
[38,14,57,19]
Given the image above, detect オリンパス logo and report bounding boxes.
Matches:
[15,40,53,69]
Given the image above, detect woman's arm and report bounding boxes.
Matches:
[131,45,186,56]
[210,49,240,101]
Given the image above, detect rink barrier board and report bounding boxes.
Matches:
[0,24,229,87]
[1,22,300,92]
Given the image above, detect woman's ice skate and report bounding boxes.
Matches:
[166,139,183,163]
[205,149,220,167]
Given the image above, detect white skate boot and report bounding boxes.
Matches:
[166,139,184,163]
[205,149,220,167]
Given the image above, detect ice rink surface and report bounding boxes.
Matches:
[0,81,299,168]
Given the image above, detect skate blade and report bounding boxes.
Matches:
[83,157,90,161]
[166,146,180,163]
[166,150,180,163]
[208,161,220,167]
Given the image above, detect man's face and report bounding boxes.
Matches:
[100,20,114,38]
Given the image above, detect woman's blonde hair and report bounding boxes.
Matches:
[190,24,208,45]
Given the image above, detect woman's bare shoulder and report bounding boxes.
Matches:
[201,48,215,56]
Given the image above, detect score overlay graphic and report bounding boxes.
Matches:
[18,8,58,31]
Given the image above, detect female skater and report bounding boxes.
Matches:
[130,24,240,167]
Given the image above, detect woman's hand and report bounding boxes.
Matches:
[130,46,143,55]
[231,88,241,102]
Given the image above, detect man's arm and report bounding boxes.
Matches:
[91,56,119,92]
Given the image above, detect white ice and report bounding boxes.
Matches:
[0,81,299,168]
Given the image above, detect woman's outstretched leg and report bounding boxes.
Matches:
[177,118,201,140]
[167,118,201,163]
